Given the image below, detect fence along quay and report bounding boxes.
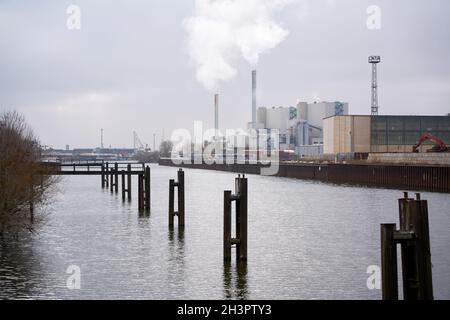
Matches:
[158,158,450,194]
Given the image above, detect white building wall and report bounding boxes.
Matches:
[265,107,289,134]
[323,117,335,153]
[307,102,349,128]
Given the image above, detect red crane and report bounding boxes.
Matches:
[412,132,449,153]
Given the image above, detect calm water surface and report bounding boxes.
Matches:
[1,164,450,299]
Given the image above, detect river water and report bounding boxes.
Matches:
[1,164,449,300]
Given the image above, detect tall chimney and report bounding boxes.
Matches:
[214,93,219,139]
[252,70,257,129]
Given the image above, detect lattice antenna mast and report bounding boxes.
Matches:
[369,56,381,116]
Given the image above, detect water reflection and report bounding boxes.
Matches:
[167,228,186,295]
[138,209,151,218]
[0,236,40,299]
[223,261,248,300]
[2,166,450,299]
[168,228,185,250]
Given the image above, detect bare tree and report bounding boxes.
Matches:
[0,111,59,235]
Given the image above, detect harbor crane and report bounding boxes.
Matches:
[133,131,150,152]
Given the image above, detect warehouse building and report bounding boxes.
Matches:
[323,115,450,154]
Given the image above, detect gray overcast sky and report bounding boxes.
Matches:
[1,0,450,149]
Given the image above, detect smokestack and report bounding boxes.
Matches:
[101,128,104,149]
[252,70,257,129]
[214,93,219,139]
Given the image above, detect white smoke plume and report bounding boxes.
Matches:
[183,0,294,91]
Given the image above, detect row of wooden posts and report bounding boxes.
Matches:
[100,162,434,299]
[167,169,249,262]
[101,162,150,211]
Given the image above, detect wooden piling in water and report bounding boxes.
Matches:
[223,175,248,262]
[105,162,109,187]
[238,176,248,261]
[168,169,185,228]
[114,163,119,193]
[110,167,114,192]
[169,179,175,227]
[235,177,241,260]
[398,193,417,300]
[224,191,232,261]
[121,170,126,201]
[381,192,433,300]
[144,166,151,211]
[138,174,144,211]
[415,195,433,300]
[127,164,132,201]
[381,223,398,300]
[101,161,105,188]
[177,169,185,227]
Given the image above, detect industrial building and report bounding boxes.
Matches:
[256,101,348,155]
[323,115,450,154]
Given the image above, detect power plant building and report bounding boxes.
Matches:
[324,115,450,154]
[256,101,348,154]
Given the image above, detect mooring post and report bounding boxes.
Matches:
[235,176,241,260]
[168,170,185,228]
[127,164,132,201]
[105,162,109,187]
[381,223,398,300]
[114,163,119,193]
[381,192,433,300]
[101,161,105,188]
[177,169,185,227]
[223,175,248,262]
[168,179,175,227]
[110,167,114,193]
[399,193,417,300]
[412,193,433,300]
[224,190,232,261]
[144,166,151,211]
[138,174,144,211]
[121,170,126,201]
[238,175,248,261]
